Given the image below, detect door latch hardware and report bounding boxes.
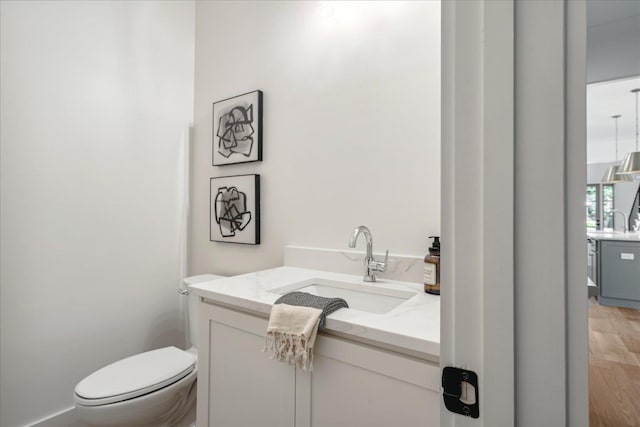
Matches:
[442,366,479,418]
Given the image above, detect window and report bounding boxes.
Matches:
[586,184,614,230]
[602,184,615,229]
[586,184,598,230]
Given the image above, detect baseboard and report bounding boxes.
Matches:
[28,406,86,427]
[598,296,640,309]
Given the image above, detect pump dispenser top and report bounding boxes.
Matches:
[428,236,440,253]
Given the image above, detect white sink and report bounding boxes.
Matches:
[270,278,416,314]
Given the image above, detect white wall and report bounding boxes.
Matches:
[0,2,195,426]
[586,76,640,164]
[189,1,440,276]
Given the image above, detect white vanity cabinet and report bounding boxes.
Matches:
[196,302,296,427]
[298,332,440,427]
[196,301,441,427]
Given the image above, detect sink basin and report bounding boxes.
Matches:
[270,278,416,314]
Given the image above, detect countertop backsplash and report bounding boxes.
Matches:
[284,246,425,284]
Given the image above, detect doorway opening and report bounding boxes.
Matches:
[585,3,640,422]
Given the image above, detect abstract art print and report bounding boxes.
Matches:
[212,90,263,166]
[210,174,260,245]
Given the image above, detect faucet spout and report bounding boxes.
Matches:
[605,209,629,233]
[348,225,387,282]
[349,225,373,260]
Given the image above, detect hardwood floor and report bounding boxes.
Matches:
[589,300,640,427]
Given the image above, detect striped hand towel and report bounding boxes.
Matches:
[264,292,348,371]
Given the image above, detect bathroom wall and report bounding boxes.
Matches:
[0,2,195,426]
[190,1,440,276]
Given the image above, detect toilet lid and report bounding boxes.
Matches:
[74,346,195,406]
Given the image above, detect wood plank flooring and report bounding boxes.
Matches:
[589,300,640,427]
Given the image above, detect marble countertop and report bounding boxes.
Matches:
[587,230,640,242]
[189,266,440,360]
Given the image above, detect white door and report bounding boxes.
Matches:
[440,1,588,426]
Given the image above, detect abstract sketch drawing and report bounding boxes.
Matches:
[214,186,252,237]
[212,91,262,166]
[210,174,260,245]
[217,105,254,158]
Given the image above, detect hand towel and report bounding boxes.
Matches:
[273,291,349,330]
[264,292,349,371]
[264,303,322,371]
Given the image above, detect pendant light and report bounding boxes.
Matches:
[618,88,640,175]
[602,114,633,183]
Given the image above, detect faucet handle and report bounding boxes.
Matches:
[369,250,389,273]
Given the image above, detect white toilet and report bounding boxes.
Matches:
[74,274,224,427]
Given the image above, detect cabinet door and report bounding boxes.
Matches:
[296,335,440,427]
[197,303,295,427]
[600,241,640,301]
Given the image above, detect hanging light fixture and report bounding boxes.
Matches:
[602,114,633,183]
[618,88,640,175]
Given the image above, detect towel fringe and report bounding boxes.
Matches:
[264,331,315,371]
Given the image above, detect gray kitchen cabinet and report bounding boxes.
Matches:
[599,240,640,309]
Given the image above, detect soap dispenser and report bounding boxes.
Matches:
[424,236,440,295]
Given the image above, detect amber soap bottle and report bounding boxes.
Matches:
[424,236,440,295]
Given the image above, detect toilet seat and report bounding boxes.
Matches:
[74,346,196,407]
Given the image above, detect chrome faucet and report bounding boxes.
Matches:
[348,225,389,282]
[605,209,629,233]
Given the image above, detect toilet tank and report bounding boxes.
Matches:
[183,274,226,350]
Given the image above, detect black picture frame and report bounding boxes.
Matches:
[209,174,260,245]
[212,90,263,166]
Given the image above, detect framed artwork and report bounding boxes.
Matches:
[210,174,260,245]
[212,90,263,166]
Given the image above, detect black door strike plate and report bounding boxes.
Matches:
[442,366,479,418]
